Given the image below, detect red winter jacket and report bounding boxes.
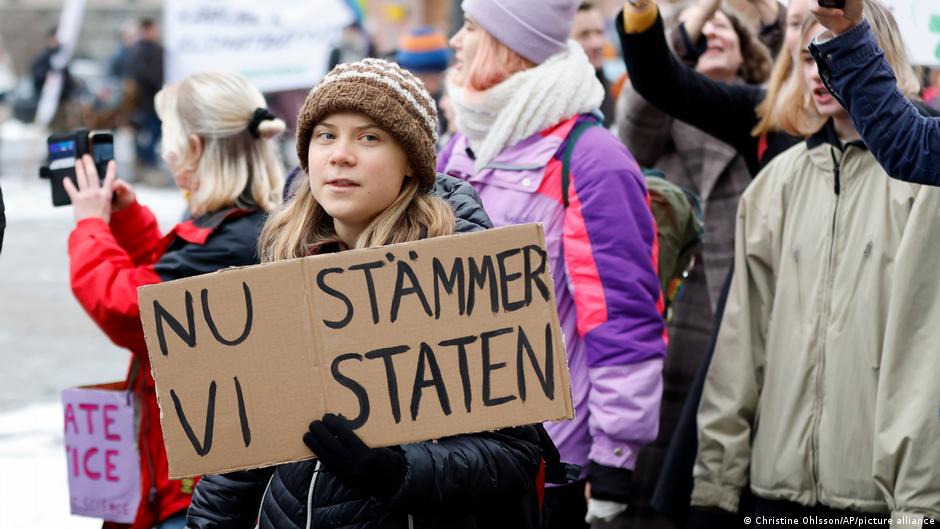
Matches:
[68,200,266,529]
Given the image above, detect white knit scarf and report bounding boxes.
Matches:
[447,41,605,170]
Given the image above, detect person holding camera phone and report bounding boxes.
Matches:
[809,0,940,185]
[64,72,284,529]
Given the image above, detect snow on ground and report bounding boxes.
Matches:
[0,403,101,529]
[1,174,186,528]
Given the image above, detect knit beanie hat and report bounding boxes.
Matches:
[397,27,450,73]
[462,0,579,64]
[296,58,439,190]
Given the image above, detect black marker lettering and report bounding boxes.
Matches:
[523,245,551,303]
[170,381,216,457]
[331,353,370,429]
[317,268,353,329]
[516,324,555,402]
[432,257,466,318]
[364,345,410,423]
[410,342,451,420]
[201,282,253,346]
[496,248,525,312]
[154,291,196,356]
[349,260,385,324]
[439,335,478,413]
[467,255,499,316]
[390,260,433,323]
[233,376,251,447]
[481,328,516,407]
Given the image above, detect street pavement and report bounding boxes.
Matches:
[0,175,184,528]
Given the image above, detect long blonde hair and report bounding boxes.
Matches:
[155,72,285,215]
[775,0,921,137]
[752,44,797,136]
[753,0,920,138]
[258,162,455,261]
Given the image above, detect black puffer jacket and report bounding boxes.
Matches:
[186,175,558,529]
[432,172,492,234]
[187,426,548,529]
[282,167,492,235]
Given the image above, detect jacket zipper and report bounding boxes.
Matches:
[810,147,843,503]
[304,462,414,528]
[305,461,321,529]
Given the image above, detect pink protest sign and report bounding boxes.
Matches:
[62,384,140,524]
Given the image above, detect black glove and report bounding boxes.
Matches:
[302,413,405,498]
[587,462,633,503]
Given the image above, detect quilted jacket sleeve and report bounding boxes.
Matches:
[186,467,276,529]
[433,172,493,234]
[385,427,542,512]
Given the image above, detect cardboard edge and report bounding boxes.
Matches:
[169,453,317,480]
[531,223,575,421]
[166,409,576,479]
[136,286,179,474]
[299,223,543,264]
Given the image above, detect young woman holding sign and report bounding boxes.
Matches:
[185,58,556,529]
[65,72,285,529]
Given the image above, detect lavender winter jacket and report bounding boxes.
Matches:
[439,115,666,473]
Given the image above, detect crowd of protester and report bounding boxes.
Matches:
[50,0,939,528]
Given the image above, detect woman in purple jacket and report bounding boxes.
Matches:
[438,1,666,527]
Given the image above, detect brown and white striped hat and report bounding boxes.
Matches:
[296,58,439,190]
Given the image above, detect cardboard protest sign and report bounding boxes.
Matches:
[164,0,355,92]
[62,383,140,523]
[139,224,574,478]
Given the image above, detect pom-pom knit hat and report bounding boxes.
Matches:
[296,58,439,190]
[396,27,450,73]
[462,0,580,64]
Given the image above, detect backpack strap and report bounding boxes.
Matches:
[561,118,603,208]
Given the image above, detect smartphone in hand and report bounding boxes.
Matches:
[818,0,846,8]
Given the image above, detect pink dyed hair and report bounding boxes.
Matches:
[464,29,535,92]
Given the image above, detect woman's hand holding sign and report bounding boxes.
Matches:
[303,413,406,498]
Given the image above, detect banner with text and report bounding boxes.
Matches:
[139,224,575,478]
[164,0,356,92]
[62,383,140,523]
[883,0,940,66]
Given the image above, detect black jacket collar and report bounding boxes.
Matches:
[805,119,869,152]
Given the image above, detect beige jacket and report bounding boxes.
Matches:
[692,130,940,524]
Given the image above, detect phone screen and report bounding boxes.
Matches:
[92,141,114,164]
[48,140,77,171]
